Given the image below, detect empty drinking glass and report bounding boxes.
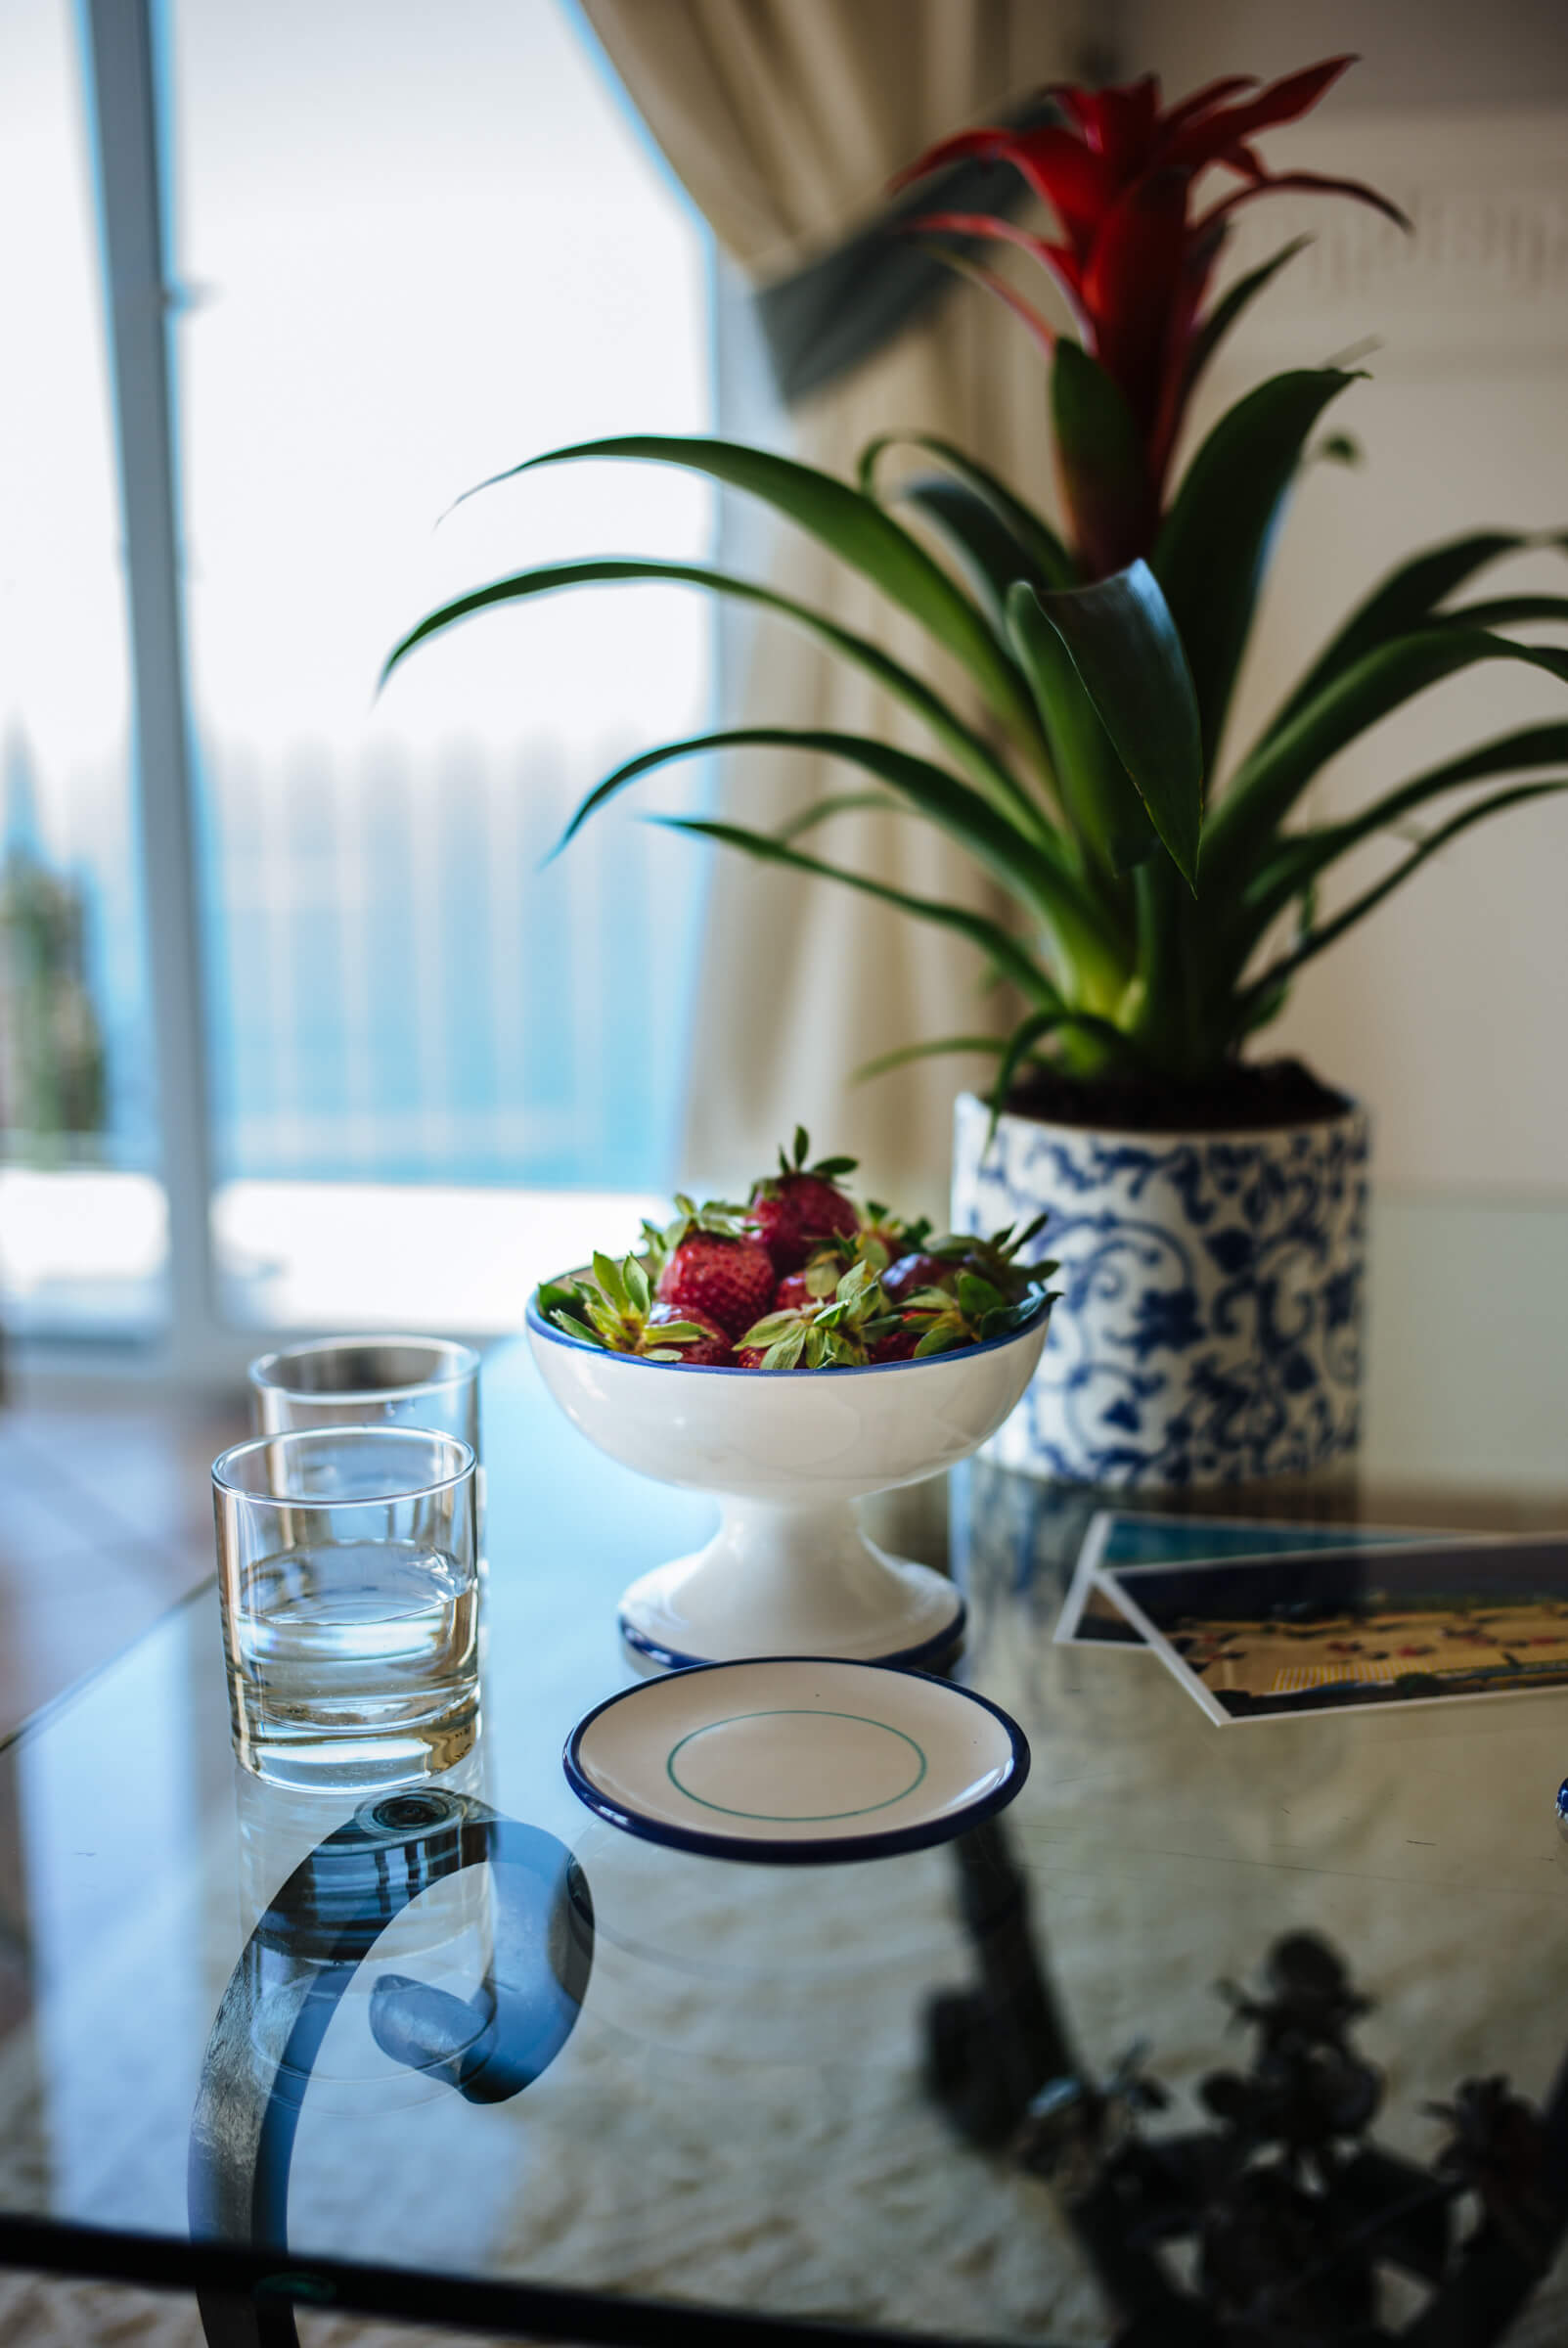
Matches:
[213,1426,479,1790]
[247,1337,480,1451]
[248,1338,486,1569]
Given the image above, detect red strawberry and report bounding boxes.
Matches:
[646,1303,732,1367]
[747,1129,859,1273]
[771,1271,815,1314]
[870,1328,919,1363]
[657,1228,776,1339]
[883,1251,956,1303]
[734,1345,770,1369]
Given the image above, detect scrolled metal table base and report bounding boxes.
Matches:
[189,1788,593,2348]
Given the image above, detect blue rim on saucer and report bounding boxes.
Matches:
[562,1657,1029,1865]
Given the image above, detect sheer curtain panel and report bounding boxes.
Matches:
[581,0,1081,1212]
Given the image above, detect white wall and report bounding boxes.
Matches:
[1049,12,1568,1493]
[1181,106,1568,1494]
[1196,109,1568,1188]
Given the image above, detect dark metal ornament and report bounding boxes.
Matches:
[189,1789,593,2348]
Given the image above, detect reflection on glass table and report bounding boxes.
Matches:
[1,1338,1567,2345]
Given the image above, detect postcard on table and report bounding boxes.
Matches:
[1055,1512,1427,1650]
[1102,1535,1568,1725]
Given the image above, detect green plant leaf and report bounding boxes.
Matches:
[774,791,897,841]
[1123,858,1202,1070]
[1007,579,1160,877]
[1207,627,1568,882]
[554,1313,604,1349]
[957,1270,1007,1317]
[975,1004,1149,1135]
[1010,566,1204,889]
[860,433,1076,590]
[448,433,1046,751]
[556,726,1122,990]
[1260,531,1544,741]
[1180,237,1313,407]
[1237,722,1568,942]
[853,1033,1010,1082]
[1234,780,1568,1018]
[381,556,1033,826]
[915,1324,963,1358]
[1052,340,1152,579]
[988,1012,1064,1115]
[591,1251,627,1312]
[653,815,1063,1009]
[741,1310,803,1346]
[1152,369,1362,767]
[891,475,1057,639]
[1438,596,1568,631]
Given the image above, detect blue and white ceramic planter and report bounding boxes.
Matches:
[952,1089,1370,1489]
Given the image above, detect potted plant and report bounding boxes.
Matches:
[383,56,1567,1489]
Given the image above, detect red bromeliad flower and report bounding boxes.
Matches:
[896,57,1408,574]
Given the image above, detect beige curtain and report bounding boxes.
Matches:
[582,0,1083,1215]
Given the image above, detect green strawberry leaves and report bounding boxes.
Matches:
[733,1215,1056,1366]
[541,1257,707,1358]
[775,1126,857,1184]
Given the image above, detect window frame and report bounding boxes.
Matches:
[62,0,231,1383]
[19,0,716,1388]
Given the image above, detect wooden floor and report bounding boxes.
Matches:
[0,1384,247,1739]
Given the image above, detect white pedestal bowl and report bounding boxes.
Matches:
[525,1284,1053,1669]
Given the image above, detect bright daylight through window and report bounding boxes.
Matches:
[1,0,165,1336]
[1,0,714,1347]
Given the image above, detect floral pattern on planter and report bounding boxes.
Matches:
[951,1091,1370,1488]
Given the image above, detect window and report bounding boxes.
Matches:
[4,0,716,1357]
[0,0,166,1336]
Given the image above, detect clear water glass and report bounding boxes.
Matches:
[213,1426,479,1791]
[247,1337,480,1450]
[248,1337,485,1567]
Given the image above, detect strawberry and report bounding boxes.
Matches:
[870,1328,918,1363]
[655,1197,777,1339]
[647,1303,732,1366]
[746,1128,859,1273]
[541,1184,1055,1376]
[883,1251,956,1303]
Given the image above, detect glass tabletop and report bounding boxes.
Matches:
[3,1339,1566,2346]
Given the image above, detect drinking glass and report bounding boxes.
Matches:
[247,1337,480,1451]
[248,1337,485,1568]
[213,1426,479,1791]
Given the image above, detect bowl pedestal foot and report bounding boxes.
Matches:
[617,1496,964,1670]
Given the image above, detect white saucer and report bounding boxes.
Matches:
[563,1658,1029,1864]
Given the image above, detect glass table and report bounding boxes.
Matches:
[2,1339,1566,2346]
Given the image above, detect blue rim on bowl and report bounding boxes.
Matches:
[561,1657,1030,1865]
[524,1280,1053,1377]
[616,1604,968,1677]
